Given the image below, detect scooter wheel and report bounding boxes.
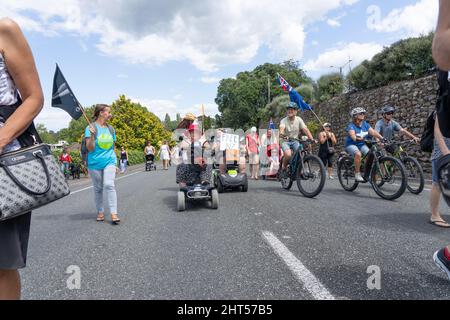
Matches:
[177,191,186,211]
[211,189,219,209]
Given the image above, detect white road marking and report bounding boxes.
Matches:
[70,171,142,195]
[262,231,335,300]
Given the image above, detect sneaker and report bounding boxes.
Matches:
[328,175,335,180]
[355,173,364,182]
[433,248,450,281]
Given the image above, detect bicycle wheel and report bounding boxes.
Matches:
[278,167,293,190]
[296,154,326,198]
[370,156,406,200]
[403,156,425,194]
[278,156,293,190]
[337,156,359,192]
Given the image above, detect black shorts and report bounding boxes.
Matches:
[0,212,31,270]
[319,153,334,168]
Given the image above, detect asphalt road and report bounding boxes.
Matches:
[20,163,450,300]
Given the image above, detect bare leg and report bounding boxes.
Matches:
[430,183,447,222]
[354,152,362,173]
[282,150,292,170]
[0,270,20,300]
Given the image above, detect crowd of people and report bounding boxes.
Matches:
[2,0,450,299]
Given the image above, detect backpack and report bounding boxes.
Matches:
[81,136,88,155]
[420,70,450,152]
[420,110,435,153]
[436,70,450,138]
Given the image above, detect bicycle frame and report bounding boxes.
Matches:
[287,141,309,179]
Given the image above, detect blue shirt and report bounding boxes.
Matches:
[345,121,371,148]
[85,124,117,170]
[375,119,401,141]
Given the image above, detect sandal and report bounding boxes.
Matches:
[429,219,450,228]
[111,214,121,225]
[96,213,105,222]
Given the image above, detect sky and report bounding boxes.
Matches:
[0,0,439,132]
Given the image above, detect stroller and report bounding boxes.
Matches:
[145,154,156,171]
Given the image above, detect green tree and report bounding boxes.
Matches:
[109,95,172,150]
[215,61,312,130]
[316,73,344,102]
[36,123,57,144]
[347,33,434,91]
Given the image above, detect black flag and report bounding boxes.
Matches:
[51,64,83,120]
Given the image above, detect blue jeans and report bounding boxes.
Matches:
[89,165,118,214]
[60,162,70,174]
[281,141,300,153]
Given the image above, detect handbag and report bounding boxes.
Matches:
[0,143,70,221]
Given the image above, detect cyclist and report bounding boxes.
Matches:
[375,105,420,143]
[279,101,314,171]
[345,107,384,182]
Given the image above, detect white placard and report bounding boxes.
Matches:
[220,133,240,151]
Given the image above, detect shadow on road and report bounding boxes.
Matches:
[355,211,450,235]
[316,264,450,300]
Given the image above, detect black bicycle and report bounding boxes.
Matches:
[278,137,326,198]
[384,139,424,195]
[337,139,407,200]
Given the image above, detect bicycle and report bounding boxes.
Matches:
[337,139,407,200]
[384,139,424,195]
[277,137,326,198]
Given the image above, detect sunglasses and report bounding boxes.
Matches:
[385,112,394,115]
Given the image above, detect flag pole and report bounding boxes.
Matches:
[201,104,205,134]
[77,102,92,125]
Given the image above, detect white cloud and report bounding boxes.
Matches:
[327,19,341,27]
[311,40,319,46]
[35,105,72,132]
[303,42,383,74]
[116,74,128,79]
[1,0,360,72]
[367,0,438,37]
[327,13,346,28]
[200,77,221,84]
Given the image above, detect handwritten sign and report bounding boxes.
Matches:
[220,133,240,151]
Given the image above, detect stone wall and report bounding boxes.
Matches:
[302,74,438,173]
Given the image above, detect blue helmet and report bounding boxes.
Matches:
[287,102,298,109]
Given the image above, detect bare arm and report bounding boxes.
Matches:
[301,127,313,141]
[348,130,358,142]
[318,132,327,144]
[330,132,337,145]
[86,125,96,151]
[400,128,419,141]
[368,127,383,141]
[0,18,43,151]
[433,0,450,70]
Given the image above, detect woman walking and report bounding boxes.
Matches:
[318,123,337,179]
[0,18,44,300]
[158,140,171,170]
[85,104,121,225]
[119,146,129,174]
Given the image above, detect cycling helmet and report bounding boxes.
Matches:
[381,105,396,115]
[438,154,450,207]
[350,107,366,117]
[287,101,298,109]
